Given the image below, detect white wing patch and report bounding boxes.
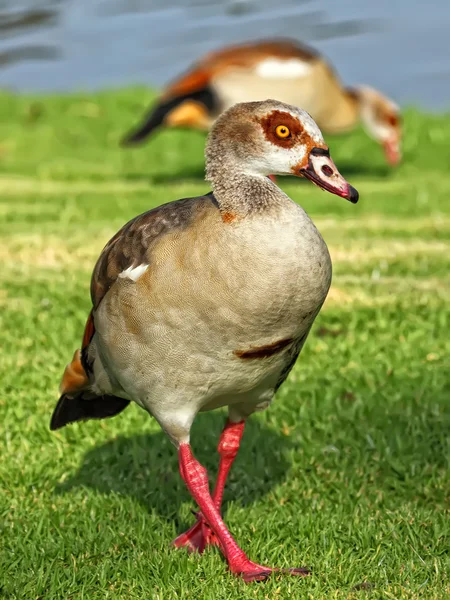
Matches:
[255,58,313,79]
[118,264,149,281]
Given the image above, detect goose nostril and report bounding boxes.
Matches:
[321,165,334,177]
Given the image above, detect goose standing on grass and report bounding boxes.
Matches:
[51,99,359,582]
[122,38,401,166]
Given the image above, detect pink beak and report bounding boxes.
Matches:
[383,138,401,166]
[300,147,359,204]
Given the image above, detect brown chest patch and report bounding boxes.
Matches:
[222,211,237,224]
[234,337,294,360]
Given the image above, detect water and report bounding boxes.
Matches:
[1,0,449,109]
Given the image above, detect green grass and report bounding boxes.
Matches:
[0,88,449,599]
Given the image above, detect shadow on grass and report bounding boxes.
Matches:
[55,371,450,530]
[56,412,293,528]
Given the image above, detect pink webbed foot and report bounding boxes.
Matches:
[231,559,311,583]
[172,512,219,553]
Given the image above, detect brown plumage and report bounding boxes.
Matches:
[122,38,401,165]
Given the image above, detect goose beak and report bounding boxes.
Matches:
[300,147,359,204]
[383,137,401,166]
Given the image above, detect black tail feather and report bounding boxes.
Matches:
[120,85,218,146]
[50,391,130,431]
[120,102,169,146]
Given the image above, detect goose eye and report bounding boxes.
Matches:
[275,125,290,139]
[387,114,399,127]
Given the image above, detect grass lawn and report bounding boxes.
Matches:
[0,89,449,599]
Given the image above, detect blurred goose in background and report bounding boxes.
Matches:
[52,100,358,582]
[122,38,401,166]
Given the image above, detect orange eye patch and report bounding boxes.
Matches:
[260,110,307,149]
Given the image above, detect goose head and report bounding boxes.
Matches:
[352,86,402,166]
[206,99,358,203]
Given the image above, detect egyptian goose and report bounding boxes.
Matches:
[122,38,401,166]
[51,99,358,582]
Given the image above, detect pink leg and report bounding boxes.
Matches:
[268,174,277,183]
[176,443,310,582]
[172,420,245,552]
[212,419,245,509]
